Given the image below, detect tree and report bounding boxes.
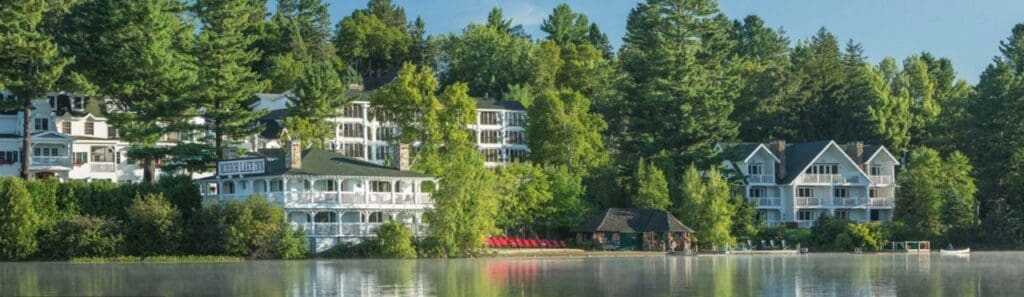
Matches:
[0,0,74,179]
[57,0,198,182]
[0,178,41,260]
[618,0,740,162]
[784,28,855,142]
[941,152,977,238]
[370,221,417,258]
[858,58,912,153]
[495,162,552,236]
[632,158,671,211]
[677,165,736,247]
[540,4,590,46]
[728,15,793,141]
[223,195,286,258]
[257,0,339,91]
[423,142,499,257]
[894,147,945,239]
[284,61,347,148]
[439,17,533,97]
[37,215,124,260]
[538,165,589,235]
[526,89,608,176]
[333,0,413,77]
[125,193,182,256]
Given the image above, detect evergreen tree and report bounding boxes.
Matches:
[0,0,74,179]
[57,0,198,182]
[894,148,945,239]
[941,152,977,236]
[631,158,671,211]
[440,13,533,97]
[0,178,41,260]
[258,0,339,91]
[918,53,972,153]
[333,0,413,76]
[676,165,735,247]
[191,0,269,161]
[586,23,613,59]
[540,4,590,46]
[284,61,346,148]
[729,15,793,141]
[526,89,608,177]
[784,28,852,142]
[618,0,740,162]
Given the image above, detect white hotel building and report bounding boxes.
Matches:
[720,140,899,228]
[246,88,529,167]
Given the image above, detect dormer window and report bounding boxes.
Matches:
[34,118,48,131]
[869,165,882,176]
[748,163,763,175]
[806,163,838,175]
[85,122,95,136]
[61,121,71,134]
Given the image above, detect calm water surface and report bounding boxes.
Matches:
[3,252,1024,296]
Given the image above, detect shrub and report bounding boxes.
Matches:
[38,215,124,259]
[157,175,202,220]
[125,193,182,256]
[370,221,417,258]
[0,178,41,260]
[318,241,373,258]
[26,179,60,227]
[223,195,285,258]
[276,225,308,259]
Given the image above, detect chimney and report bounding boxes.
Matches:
[848,141,865,169]
[223,148,238,160]
[769,140,787,180]
[286,138,301,169]
[397,143,411,171]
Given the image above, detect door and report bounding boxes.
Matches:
[619,233,642,251]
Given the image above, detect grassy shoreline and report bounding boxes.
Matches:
[70,255,245,264]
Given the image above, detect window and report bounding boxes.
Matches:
[870,165,882,176]
[797,210,814,221]
[375,127,394,141]
[480,130,501,144]
[797,187,814,198]
[479,112,501,125]
[61,122,71,134]
[373,145,392,161]
[506,131,525,144]
[91,146,114,162]
[34,118,48,131]
[482,148,501,163]
[835,210,849,220]
[342,104,363,118]
[0,151,19,164]
[341,123,364,138]
[34,147,59,156]
[85,122,95,135]
[73,152,88,165]
[507,112,527,127]
[748,163,763,175]
[749,187,766,198]
[73,97,84,110]
[870,210,881,221]
[806,163,839,175]
[756,210,769,222]
[869,188,878,198]
[371,181,392,192]
[833,188,848,198]
[341,143,365,158]
[507,149,527,162]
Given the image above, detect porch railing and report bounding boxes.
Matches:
[868,198,894,207]
[832,197,868,207]
[290,222,429,237]
[800,174,846,184]
[869,175,894,185]
[795,197,823,206]
[747,174,775,184]
[754,197,781,207]
[31,156,71,167]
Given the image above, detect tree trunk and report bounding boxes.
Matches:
[20,98,31,180]
[143,158,155,183]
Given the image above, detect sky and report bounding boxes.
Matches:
[327,0,1024,83]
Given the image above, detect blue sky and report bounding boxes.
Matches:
[328,0,1024,83]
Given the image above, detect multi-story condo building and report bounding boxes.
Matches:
[0,91,158,182]
[247,88,529,167]
[199,138,436,252]
[720,140,899,228]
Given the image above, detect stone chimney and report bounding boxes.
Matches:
[286,138,302,170]
[397,143,411,171]
[848,141,865,170]
[769,140,787,180]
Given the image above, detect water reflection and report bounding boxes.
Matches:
[2,253,1022,296]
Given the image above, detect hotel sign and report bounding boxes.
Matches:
[218,158,266,176]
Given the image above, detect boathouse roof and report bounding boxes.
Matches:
[577,208,694,233]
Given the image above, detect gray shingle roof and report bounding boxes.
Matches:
[577,208,694,233]
[475,97,525,111]
[779,141,832,184]
[201,148,432,180]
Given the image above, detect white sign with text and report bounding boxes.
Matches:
[218,158,266,176]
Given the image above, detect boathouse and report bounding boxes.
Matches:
[576,208,694,251]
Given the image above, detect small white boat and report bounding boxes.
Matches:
[940,248,970,255]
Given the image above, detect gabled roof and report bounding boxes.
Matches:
[783,141,871,184]
[577,208,694,233]
[475,97,526,111]
[202,148,432,180]
[864,146,900,165]
[779,141,832,184]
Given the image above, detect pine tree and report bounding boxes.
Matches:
[895,147,945,239]
[619,0,740,162]
[941,152,977,235]
[57,0,197,182]
[729,15,793,141]
[440,17,533,97]
[284,61,346,148]
[0,0,74,179]
[540,4,590,46]
[785,28,851,141]
[333,0,413,76]
[192,0,269,162]
[631,158,671,211]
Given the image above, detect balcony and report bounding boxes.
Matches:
[31,156,71,167]
[290,222,429,237]
[747,174,775,184]
[795,197,824,206]
[832,197,867,207]
[753,197,781,207]
[207,191,434,207]
[869,175,894,185]
[799,174,846,184]
[868,197,894,207]
[90,163,116,173]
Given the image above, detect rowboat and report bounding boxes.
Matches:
[940,248,970,255]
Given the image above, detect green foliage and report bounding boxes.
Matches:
[285,61,347,148]
[810,216,886,251]
[495,162,552,234]
[26,179,60,227]
[631,158,671,211]
[0,178,41,260]
[276,224,308,260]
[440,20,534,97]
[125,193,182,256]
[676,166,737,247]
[222,195,287,258]
[334,0,414,76]
[894,147,977,241]
[526,89,608,176]
[37,215,124,260]
[729,15,793,141]
[369,221,418,258]
[730,194,759,241]
[423,144,499,257]
[538,165,589,234]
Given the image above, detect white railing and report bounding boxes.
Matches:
[870,175,894,185]
[868,198,894,207]
[32,156,71,167]
[369,192,392,204]
[290,222,430,237]
[795,197,823,206]
[747,175,775,184]
[754,197,781,207]
[341,192,363,203]
[207,191,435,207]
[90,163,116,172]
[800,174,846,184]
[832,197,867,207]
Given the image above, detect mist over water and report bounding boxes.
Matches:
[2,252,1022,296]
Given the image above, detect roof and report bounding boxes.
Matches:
[577,208,694,233]
[53,95,107,117]
[475,97,526,111]
[201,148,433,180]
[779,141,832,184]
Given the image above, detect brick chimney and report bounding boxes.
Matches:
[769,140,786,180]
[848,141,865,170]
[397,143,411,171]
[286,138,301,169]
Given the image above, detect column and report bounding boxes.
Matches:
[363,179,371,203]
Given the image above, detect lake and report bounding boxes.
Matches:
[2,252,1023,296]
